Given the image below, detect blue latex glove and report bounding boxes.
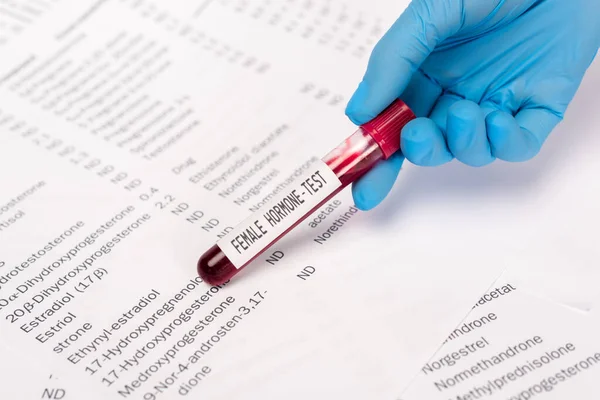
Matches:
[346,0,600,210]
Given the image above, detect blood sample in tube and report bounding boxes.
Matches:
[197,99,415,285]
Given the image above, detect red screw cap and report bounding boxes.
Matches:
[361,99,416,159]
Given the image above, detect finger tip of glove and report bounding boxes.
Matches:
[345,81,378,125]
[486,111,515,149]
[486,110,513,127]
[401,118,455,166]
[486,110,541,162]
[401,119,433,164]
[448,99,482,119]
[345,108,370,126]
[352,186,379,211]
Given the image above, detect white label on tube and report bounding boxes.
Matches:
[218,159,342,268]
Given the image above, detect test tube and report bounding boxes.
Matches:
[197,99,415,285]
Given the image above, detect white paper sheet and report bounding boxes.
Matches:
[402,271,600,400]
[0,0,65,47]
[0,1,505,398]
[0,1,596,399]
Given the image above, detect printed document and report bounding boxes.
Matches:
[0,1,597,399]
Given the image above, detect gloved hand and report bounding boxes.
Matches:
[346,0,600,210]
